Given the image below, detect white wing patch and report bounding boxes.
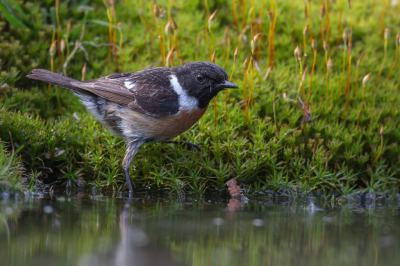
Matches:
[169,75,198,111]
[124,81,136,90]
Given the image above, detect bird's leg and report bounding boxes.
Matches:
[122,138,146,195]
[164,140,203,151]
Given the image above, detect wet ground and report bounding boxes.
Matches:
[1,192,399,266]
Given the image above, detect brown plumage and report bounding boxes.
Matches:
[27,62,239,195]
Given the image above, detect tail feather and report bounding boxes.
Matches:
[27,69,90,95]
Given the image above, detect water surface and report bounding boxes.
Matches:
[1,192,399,266]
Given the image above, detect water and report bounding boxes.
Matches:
[1,192,399,266]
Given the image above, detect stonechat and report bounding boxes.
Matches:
[28,62,239,194]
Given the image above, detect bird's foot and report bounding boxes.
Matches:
[166,141,203,151]
[124,169,134,197]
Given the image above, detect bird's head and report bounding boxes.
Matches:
[172,62,239,108]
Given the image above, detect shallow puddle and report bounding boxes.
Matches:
[1,193,399,266]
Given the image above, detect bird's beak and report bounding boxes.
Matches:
[216,80,239,90]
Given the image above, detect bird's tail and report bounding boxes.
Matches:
[27,69,87,94]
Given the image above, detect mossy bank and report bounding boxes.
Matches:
[0,0,399,198]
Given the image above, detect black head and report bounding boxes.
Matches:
[172,61,239,108]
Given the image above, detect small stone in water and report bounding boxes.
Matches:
[213,218,224,226]
[252,219,264,227]
[43,206,53,214]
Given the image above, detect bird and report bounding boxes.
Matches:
[27,62,239,194]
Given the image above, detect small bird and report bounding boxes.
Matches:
[27,62,238,194]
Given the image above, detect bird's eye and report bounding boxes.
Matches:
[196,74,206,83]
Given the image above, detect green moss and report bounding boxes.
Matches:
[0,0,399,197]
[0,140,24,191]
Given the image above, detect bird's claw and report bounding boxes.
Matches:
[183,141,202,151]
[165,141,203,152]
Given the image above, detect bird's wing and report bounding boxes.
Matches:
[71,69,179,117]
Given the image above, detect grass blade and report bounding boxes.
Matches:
[0,2,27,29]
[9,0,33,29]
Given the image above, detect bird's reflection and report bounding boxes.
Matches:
[113,198,185,266]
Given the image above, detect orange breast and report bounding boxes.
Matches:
[153,107,208,140]
[116,104,209,141]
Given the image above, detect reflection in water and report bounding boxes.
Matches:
[0,193,400,266]
[113,201,184,266]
